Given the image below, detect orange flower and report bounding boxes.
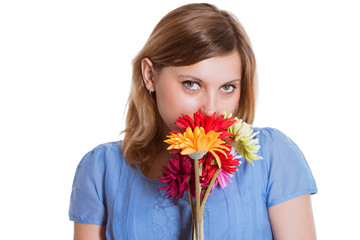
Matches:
[165,126,229,167]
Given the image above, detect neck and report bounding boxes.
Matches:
[143,147,172,180]
[143,124,173,180]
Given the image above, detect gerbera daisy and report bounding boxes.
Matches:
[223,112,262,165]
[174,109,236,142]
[164,126,229,166]
[201,149,240,189]
[213,169,233,189]
[158,155,193,200]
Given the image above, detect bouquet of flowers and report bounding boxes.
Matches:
[158,109,262,240]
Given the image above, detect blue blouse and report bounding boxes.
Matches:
[69,127,317,239]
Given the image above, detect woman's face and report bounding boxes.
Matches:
[149,51,242,132]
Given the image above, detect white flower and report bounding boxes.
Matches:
[223,112,262,165]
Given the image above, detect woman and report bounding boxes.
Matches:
[69,3,317,239]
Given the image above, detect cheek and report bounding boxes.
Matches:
[156,90,202,130]
[228,93,241,113]
[227,89,241,111]
[214,91,241,116]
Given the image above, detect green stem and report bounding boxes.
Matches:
[188,190,194,240]
[194,158,201,240]
[200,168,221,221]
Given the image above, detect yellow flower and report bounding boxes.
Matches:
[223,112,262,165]
[165,126,229,167]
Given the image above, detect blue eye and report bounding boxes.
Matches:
[183,81,200,90]
[221,85,235,93]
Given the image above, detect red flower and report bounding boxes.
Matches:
[174,109,236,142]
[158,154,193,200]
[218,150,240,176]
[201,149,240,190]
[159,152,209,200]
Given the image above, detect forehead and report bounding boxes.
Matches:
[163,51,242,83]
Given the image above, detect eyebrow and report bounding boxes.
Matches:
[178,74,203,83]
[178,74,241,84]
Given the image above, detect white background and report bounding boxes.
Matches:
[1,0,359,239]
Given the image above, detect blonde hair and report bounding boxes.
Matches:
[123,3,257,170]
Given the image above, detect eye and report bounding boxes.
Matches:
[221,85,235,93]
[183,81,201,90]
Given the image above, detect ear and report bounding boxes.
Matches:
[141,58,156,92]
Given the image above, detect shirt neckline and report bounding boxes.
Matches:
[135,164,167,186]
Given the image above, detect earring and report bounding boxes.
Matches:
[149,88,152,94]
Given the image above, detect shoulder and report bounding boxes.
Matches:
[255,127,295,146]
[73,141,127,189]
[254,127,306,163]
[252,127,317,207]
[69,141,129,224]
[84,141,124,161]
[253,127,309,172]
[77,141,125,170]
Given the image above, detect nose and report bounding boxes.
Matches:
[201,92,217,117]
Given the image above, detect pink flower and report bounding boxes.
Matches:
[212,169,233,189]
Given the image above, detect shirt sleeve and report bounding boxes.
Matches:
[259,128,317,207]
[69,146,107,225]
